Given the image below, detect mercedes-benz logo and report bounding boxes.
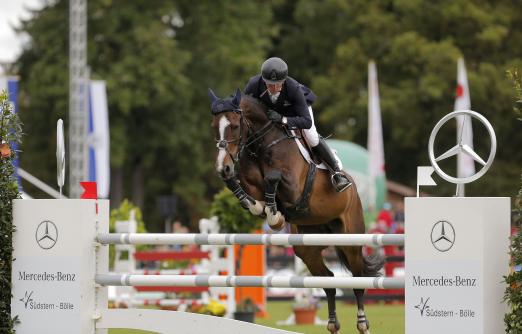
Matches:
[430,220,455,252]
[35,220,58,249]
[428,110,496,185]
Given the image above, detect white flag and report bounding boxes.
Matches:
[454,58,475,196]
[367,60,385,210]
[417,166,437,197]
[417,166,437,186]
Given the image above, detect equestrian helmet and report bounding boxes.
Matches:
[261,57,288,84]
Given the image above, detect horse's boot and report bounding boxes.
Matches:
[312,137,352,192]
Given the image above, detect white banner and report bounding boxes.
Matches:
[88,80,110,198]
[367,60,385,210]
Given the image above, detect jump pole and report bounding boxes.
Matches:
[97,232,404,246]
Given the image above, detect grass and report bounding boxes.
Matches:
[108,301,405,334]
[257,301,404,334]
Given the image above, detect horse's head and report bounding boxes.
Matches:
[208,88,243,180]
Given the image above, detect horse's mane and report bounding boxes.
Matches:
[240,94,268,115]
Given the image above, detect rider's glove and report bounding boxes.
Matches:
[267,110,283,124]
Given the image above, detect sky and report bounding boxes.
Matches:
[0,0,45,73]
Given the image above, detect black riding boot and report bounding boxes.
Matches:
[312,137,352,192]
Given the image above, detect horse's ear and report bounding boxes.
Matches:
[208,88,218,103]
[232,88,241,106]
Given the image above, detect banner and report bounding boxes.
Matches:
[88,80,110,198]
[367,60,386,210]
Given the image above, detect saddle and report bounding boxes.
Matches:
[290,129,343,171]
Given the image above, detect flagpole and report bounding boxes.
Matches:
[454,58,474,197]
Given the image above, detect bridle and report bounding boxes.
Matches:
[215,108,245,169]
[215,108,292,179]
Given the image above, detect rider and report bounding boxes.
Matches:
[244,57,351,192]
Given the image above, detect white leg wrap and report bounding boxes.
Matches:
[248,200,264,216]
[357,309,370,334]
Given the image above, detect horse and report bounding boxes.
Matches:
[208,88,384,334]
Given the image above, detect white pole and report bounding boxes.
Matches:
[98,233,404,247]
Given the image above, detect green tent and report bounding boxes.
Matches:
[327,139,387,212]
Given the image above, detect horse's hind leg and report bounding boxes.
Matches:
[293,243,340,334]
[337,246,371,334]
[354,289,370,334]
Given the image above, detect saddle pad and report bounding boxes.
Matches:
[291,130,343,170]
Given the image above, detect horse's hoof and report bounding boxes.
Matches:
[248,200,264,216]
[269,215,285,231]
[265,208,285,231]
[357,319,370,333]
[327,320,340,334]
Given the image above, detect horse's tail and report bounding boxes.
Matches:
[362,253,385,277]
[335,248,385,278]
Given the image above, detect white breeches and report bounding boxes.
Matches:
[303,106,320,147]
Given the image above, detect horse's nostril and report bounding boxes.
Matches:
[224,165,231,174]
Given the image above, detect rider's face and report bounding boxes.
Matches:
[265,81,284,95]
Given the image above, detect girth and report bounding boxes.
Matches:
[282,162,317,221]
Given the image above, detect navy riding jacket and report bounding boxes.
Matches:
[243,75,316,129]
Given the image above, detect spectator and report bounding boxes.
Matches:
[394,202,405,225]
[377,202,394,230]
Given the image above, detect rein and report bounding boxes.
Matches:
[240,111,299,159]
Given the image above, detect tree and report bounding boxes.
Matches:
[13,0,522,229]
[14,0,274,230]
[0,91,22,333]
[504,68,522,334]
[87,1,193,227]
[275,0,522,197]
[173,0,274,223]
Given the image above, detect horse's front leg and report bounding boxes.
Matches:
[223,177,264,216]
[264,170,285,230]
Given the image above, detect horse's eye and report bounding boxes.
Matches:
[231,124,239,130]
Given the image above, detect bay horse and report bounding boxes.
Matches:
[208,88,384,334]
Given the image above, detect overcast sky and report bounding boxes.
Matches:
[0,0,45,72]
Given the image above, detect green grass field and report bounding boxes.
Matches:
[108,301,404,334]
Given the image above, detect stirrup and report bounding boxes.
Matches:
[331,172,352,192]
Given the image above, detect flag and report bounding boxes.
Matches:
[454,58,474,196]
[417,166,436,185]
[87,80,110,198]
[367,60,385,210]
[416,166,437,197]
[80,181,98,199]
[0,76,22,190]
